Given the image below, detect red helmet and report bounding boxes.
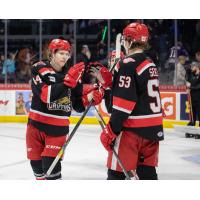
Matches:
[123,22,149,44]
[48,39,71,53]
[108,50,125,59]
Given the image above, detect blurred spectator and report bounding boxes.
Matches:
[195,51,200,62]
[2,52,16,83]
[42,40,50,61]
[0,54,5,78]
[157,34,170,72]
[176,55,187,85]
[192,20,200,53]
[165,41,189,71]
[16,48,33,83]
[78,20,88,34]
[96,43,107,65]
[185,61,200,126]
[62,20,73,35]
[76,45,92,64]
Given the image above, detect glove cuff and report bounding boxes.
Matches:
[64,74,77,88]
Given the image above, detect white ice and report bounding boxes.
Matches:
[0,123,200,180]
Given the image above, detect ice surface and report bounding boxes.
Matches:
[0,123,200,180]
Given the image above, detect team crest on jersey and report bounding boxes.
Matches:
[58,96,71,104]
[48,97,71,112]
[123,58,135,64]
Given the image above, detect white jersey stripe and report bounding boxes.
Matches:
[41,71,56,76]
[111,132,122,171]
[30,109,69,120]
[47,85,51,103]
[137,63,156,75]
[112,105,132,114]
[128,113,162,119]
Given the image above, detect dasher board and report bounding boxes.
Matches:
[173,125,200,134]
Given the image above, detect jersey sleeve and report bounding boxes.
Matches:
[31,65,69,104]
[110,59,137,134]
[71,83,85,113]
[104,89,112,113]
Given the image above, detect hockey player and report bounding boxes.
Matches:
[186,61,200,126]
[26,39,104,180]
[94,23,164,180]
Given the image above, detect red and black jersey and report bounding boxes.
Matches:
[28,61,85,136]
[110,52,164,141]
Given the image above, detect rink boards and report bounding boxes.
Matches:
[0,84,194,128]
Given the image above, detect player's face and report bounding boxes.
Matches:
[191,65,200,74]
[195,53,200,62]
[52,50,70,69]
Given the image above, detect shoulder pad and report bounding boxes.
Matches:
[38,67,56,76]
[33,61,46,67]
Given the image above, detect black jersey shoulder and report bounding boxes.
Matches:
[31,60,51,75]
[119,53,150,73]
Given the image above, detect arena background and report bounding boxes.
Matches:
[1,1,200,198]
[0,19,200,127]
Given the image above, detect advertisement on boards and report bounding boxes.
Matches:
[0,91,15,115]
[180,93,190,121]
[161,93,177,120]
[15,91,32,115]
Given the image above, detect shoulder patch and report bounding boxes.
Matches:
[123,58,135,64]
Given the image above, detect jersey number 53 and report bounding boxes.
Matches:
[118,76,131,88]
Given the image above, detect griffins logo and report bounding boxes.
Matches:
[47,97,71,112]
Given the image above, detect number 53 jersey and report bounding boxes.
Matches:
[110,52,164,141]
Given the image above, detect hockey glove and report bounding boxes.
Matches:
[100,123,117,152]
[82,84,98,95]
[89,62,112,89]
[64,62,85,88]
[82,86,104,107]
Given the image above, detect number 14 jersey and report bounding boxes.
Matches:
[110,52,164,141]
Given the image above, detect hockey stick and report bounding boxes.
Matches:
[109,33,122,72]
[187,90,194,124]
[93,106,139,180]
[46,100,93,177]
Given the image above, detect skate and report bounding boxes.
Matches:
[185,133,195,138]
[194,134,200,139]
